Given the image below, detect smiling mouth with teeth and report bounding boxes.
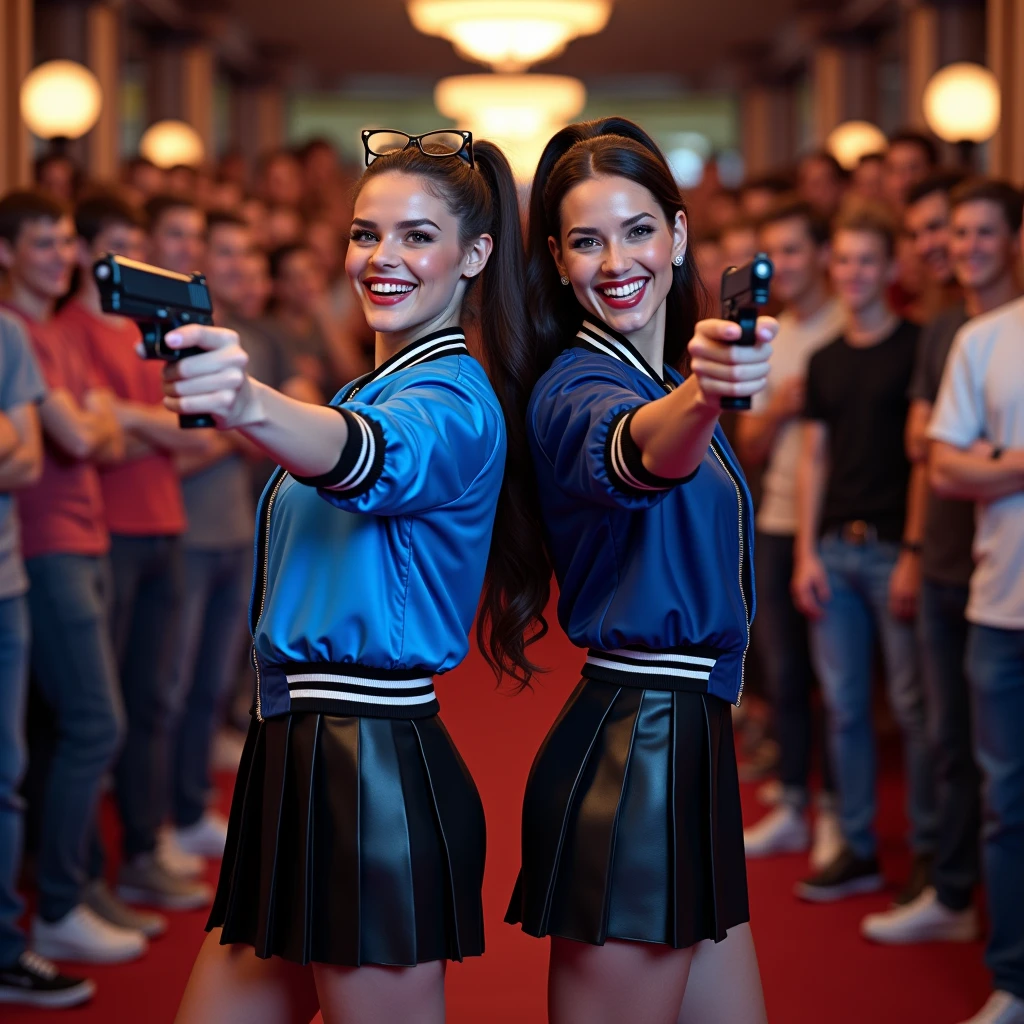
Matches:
[368,282,416,294]
[599,280,646,298]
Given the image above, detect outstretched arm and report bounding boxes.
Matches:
[629,317,776,480]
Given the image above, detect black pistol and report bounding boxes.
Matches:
[93,254,215,428]
[719,252,774,411]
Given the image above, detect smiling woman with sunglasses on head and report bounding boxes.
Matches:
[504,117,775,1024]
[172,129,548,1024]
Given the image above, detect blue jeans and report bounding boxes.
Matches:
[966,624,1024,1002]
[100,534,184,862]
[754,531,833,807]
[0,596,30,965]
[809,537,936,859]
[167,546,251,828]
[26,555,123,922]
[919,579,981,911]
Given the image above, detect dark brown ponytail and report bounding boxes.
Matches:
[355,140,549,687]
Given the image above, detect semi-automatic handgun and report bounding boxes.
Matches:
[93,253,215,428]
[719,252,774,411]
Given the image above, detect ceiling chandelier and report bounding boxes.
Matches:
[407,0,612,72]
[435,73,587,179]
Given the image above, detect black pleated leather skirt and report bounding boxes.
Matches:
[505,678,749,949]
[207,711,485,967]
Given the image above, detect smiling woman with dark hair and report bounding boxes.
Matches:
[169,129,548,1024]
[506,117,776,1024]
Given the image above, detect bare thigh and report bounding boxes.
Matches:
[175,930,321,1024]
[676,923,767,1024]
[549,937,695,1024]
[312,959,447,1024]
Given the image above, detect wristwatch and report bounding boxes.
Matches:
[991,446,1005,460]
[900,541,923,555]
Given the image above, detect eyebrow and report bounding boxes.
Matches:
[567,211,657,236]
[350,217,441,231]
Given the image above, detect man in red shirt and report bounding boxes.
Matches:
[61,194,213,913]
[0,190,144,971]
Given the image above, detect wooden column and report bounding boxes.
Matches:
[811,40,878,145]
[146,37,215,162]
[988,0,1024,184]
[232,81,285,170]
[86,2,119,180]
[742,83,797,177]
[0,0,33,192]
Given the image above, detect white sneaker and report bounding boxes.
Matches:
[744,805,810,857]
[809,808,844,873]
[174,812,229,860]
[861,887,979,944]
[157,828,205,880]
[31,904,147,964]
[956,991,1024,1024]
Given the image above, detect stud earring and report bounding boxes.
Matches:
[673,254,684,266]
[560,275,570,285]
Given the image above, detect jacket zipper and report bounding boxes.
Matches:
[251,468,287,722]
[710,439,750,706]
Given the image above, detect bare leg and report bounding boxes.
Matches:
[676,924,767,1024]
[549,937,695,1024]
[312,959,447,1024]
[175,930,321,1024]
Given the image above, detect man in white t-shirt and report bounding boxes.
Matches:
[929,291,1024,1024]
[736,197,845,864]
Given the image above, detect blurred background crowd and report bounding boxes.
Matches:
[0,1,1023,1021]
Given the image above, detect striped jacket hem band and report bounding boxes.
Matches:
[604,408,698,496]
[583,647,719,692]
[282,667,440,719]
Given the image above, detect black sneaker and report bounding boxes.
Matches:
[795,846,885,902]
[0,951,96,1008]
[892,851,934,906]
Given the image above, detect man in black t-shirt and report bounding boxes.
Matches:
[863,180,1024,948]
[792,204,936,904]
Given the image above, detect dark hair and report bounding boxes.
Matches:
[833,202,898,258]
[858,151,885,167]
[74,192,144,244]
[799,149,849,181]
[527,116,709,382]
[949,178,1024,235]
[742,173,795,196]
[298,137,336,162]
[887,129,939,167]
[267,242,310,279]
[144,194,202,232]
[758,195,831,246]
[0,189,68,244]
[206,209,249,235]
[905,171,967,209]
[354,140,549,687]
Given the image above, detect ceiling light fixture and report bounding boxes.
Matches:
[408,0,612,72]
[826,120,888,171]
[434,73,586,179]
[139,120,205,169]
[20,60,103,140]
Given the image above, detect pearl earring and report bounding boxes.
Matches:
[560,275,570,285]
[673,254,684,266]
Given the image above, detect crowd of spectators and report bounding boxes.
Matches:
[0,127,1021,1023]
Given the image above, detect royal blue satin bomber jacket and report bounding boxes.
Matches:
[527,318,755,706]
[249,326,506,721]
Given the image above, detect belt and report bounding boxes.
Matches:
[582,646,719,692]
[825,520,879,545]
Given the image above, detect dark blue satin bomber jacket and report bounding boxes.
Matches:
[527,318,755,706]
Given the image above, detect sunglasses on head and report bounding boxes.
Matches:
[361,128,475,169]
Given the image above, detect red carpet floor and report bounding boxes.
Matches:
[8,612,992,1023]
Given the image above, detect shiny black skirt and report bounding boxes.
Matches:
[506,679,749,949]
[207,711,485,966]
